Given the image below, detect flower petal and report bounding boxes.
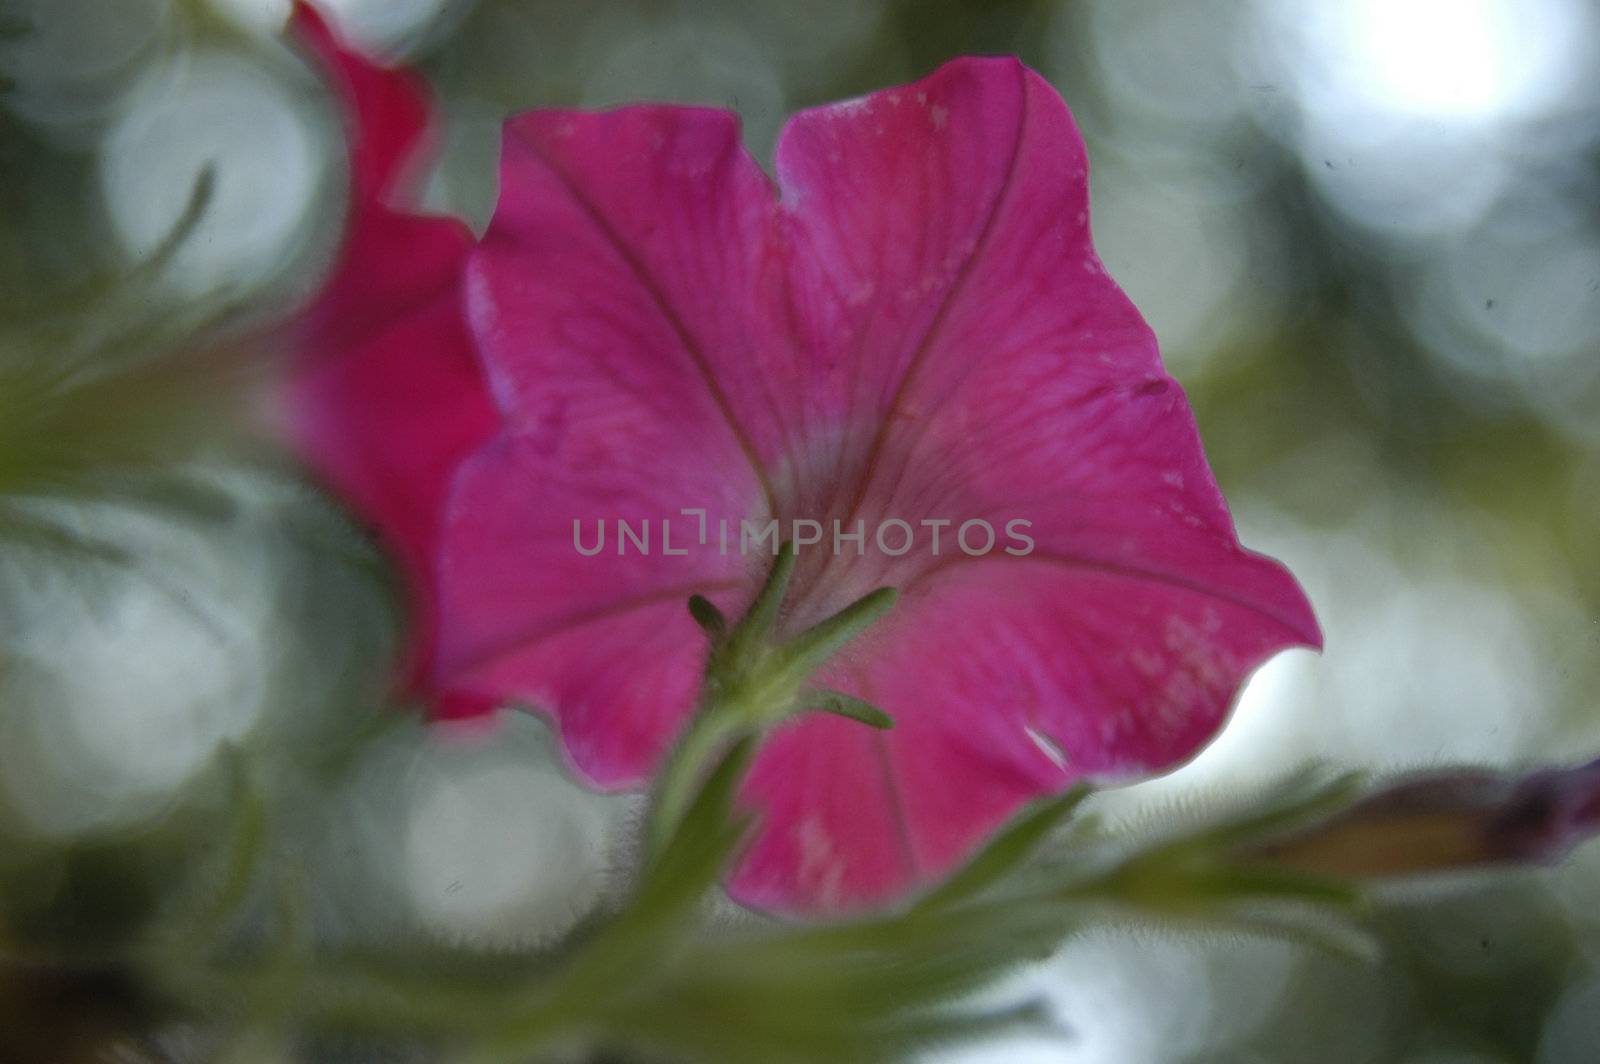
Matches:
[772,57,1055,526]
[287,2,496,690]
[734,714,919,913]
[731,59,1318,907]
[774,59,1316,628]
[437,432,751,783]
[465,105,798,493]
[444,106,804,775]
[290,1,430,205]
[733,558,1309,910]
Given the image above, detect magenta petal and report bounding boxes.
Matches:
[435,432,753,783]
[290,2,431,205]
[290,299,494,684]
[774,58,1318,629]
[291,0,476,334]
[444,106,802,776]
[465,105,798,473]
[286,3,496,690]
[774,58,1062,494]
[728,60,1316,908]
[734,556,1309,911]
[733,716,920,913]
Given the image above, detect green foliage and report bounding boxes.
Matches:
[97,730,1399,1064]
[0,167,261,498]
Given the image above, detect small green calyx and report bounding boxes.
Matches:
[647,544,898,859]
[695,542,897,731]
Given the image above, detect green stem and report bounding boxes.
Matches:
[644,707,746,864]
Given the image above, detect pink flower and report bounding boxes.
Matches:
[432,61,1321,911]
[285,3,1319,912]
[286,3,496,700]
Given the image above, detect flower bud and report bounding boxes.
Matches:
[1249,757,1600,879]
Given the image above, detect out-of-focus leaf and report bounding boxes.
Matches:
[0,347,256,495]
[915,783,1092,911]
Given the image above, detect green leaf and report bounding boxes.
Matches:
[916,784,1092,911]
[1194,767,1368,851]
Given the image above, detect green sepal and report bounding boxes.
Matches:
[687,593,727,642]
[807,688,894,729]
[775,586,897,678]
[916,783,1092,911]
[726,540,797,661]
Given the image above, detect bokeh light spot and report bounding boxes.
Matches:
[100,51,323,295]
[1277,0,1590,126]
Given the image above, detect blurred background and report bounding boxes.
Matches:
[2,0,1598,1061]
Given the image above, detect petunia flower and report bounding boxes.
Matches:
[285,2,496,699]
[427,59,1322,911]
